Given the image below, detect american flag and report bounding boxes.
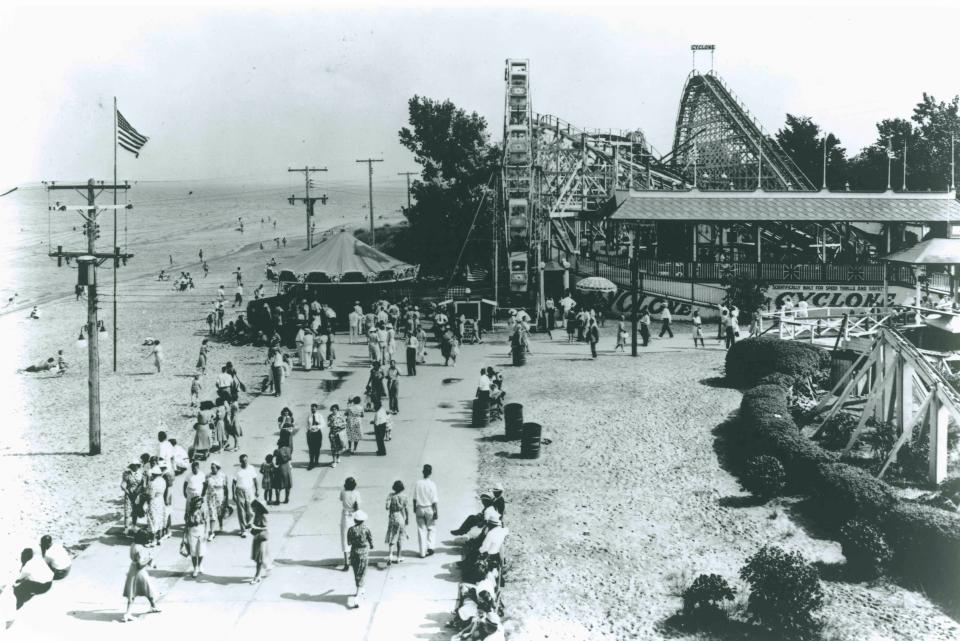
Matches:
[117,110,149,157]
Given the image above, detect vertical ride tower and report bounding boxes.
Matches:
[503,58,534,296]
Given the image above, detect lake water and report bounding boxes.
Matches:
[0,178,410,306]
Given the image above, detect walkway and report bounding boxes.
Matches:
[10,335,487,641]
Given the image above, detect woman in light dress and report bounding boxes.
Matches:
[147,340,163,373]
[384,480,409,564]
[339,477,361,571]
[345,396,364,454]
[183,495,208,577]
[204,460,229,540]
[146,466,166,547]
[122,530,160,622]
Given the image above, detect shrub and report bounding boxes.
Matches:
[863,418,898,464]
[743,455,786,499]
[883,501,960,599]
[739,546,824,635]
[756,372,796,390]
[811,461,898,527]
[681,573,735,618]
[726,337,829,388]
[816,412,858,450]
[839,519,893,579]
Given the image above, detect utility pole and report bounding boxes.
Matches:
[287,166,328,249]
[46,179,133,455]
[397,171,417,211]
[356,158,384,247]
[630,230,640,357]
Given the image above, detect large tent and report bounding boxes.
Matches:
[277,231,418,286]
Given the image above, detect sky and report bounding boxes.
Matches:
[1,0,958,186]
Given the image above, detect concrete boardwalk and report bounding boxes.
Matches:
[10,336,489,641]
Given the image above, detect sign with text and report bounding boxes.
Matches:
[769,284,909,309]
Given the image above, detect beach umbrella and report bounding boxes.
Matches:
[575,276,618,294]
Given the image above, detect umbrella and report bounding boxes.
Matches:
[575,276,618,294]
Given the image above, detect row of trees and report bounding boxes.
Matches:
[775,93,960,191]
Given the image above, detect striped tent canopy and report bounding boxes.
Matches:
[277,231,419,285]
[576,276,618,294]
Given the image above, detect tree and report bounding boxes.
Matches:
[775,114,848,190]
[848,95,960,191]
[397,96,500,276]
[721,274,770,323]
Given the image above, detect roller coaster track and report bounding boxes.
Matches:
[672,71,816,191]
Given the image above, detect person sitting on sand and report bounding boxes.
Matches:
[19,357,57,374]
[13,548,53,609]
[40,535,72,580]
[29,305,40,319]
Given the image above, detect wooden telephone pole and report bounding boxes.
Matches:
[397,171,417,211]
[287,166,328,249]
[46,179,133,454]
[356,158,384,247]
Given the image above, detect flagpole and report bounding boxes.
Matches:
[902,138,908,192]
[822,134,828,190]
[950,136,957,191]
[113,96,118,372]
[886,137,892,191]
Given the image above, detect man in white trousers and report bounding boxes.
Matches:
[413,464,439,557]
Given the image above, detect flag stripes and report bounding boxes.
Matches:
[117,110,149,157]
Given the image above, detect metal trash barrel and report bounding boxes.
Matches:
[512,347,526,366]
[521,422,542,459]
[504,403,524,440]
[473,397,489,428]
[830,349,859,387]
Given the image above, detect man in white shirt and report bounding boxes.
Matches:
[157,431,175,473]
[40,535,72,580]
[233,454,259,537]
[183,461,206,504]
[14,548,53,609]
[476,369,492,408]
[234,283,244,307]
[658,306,674,338]
[478,508,508,561]
[216,366,234,403]
[413,464,439,558]
[559,294,576,316]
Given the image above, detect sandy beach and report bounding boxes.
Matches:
[0,188,403,588]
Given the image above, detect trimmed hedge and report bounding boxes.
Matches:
[726,337,830,388]
[738,364,960,604]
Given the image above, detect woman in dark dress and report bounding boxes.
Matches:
[273,444,292,504]
[365,363,386,410]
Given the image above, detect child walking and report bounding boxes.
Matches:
[692,310,706,348]
[190,375,201,408]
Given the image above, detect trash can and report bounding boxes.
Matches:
[512,347,526,366]
[473,397,489,428]
[504,403,524,440]
[521,422,542,459]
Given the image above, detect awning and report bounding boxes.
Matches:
[881,238,960,265]
[612,189,960,223]
[277,231,418,284]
